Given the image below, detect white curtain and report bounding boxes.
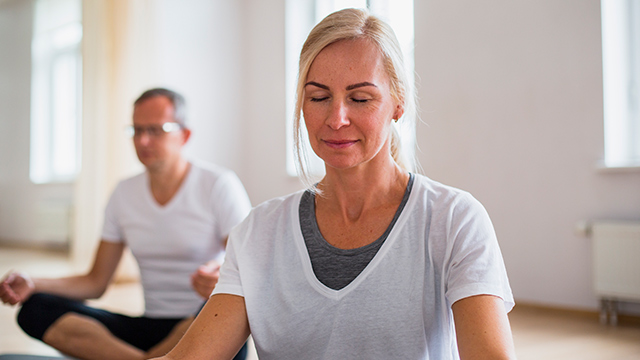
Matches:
[74,0,159,278]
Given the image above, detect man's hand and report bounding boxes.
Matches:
[190,261,221,299]
[0,271,35,305]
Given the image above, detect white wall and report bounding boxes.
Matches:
[240,0,307,204]
[0,0,74,244]
[414,0,640,310]
[150,0,246,174]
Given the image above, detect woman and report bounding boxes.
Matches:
[154,8,516,360]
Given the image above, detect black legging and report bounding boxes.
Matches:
[17,293,247,359]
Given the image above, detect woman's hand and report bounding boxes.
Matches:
[0,271,35,305]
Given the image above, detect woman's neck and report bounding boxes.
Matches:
[317,160,409,223]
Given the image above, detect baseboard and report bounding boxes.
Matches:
[513,301,640,326]
[0,239,69,253]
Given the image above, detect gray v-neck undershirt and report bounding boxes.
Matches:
[299,173,415,290]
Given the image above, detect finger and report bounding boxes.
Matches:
[191,272,214,284]
[191,270,209,282]
[192,275,217,288]
[190,274,200,289]
[190,278,201,288]
[0,282,15,298]
[7,295,19,305]
[1,271,16,285]
[197,266,216,276]
[191,281,211,298]
[195,272,219,281]
[200,261,221,273]
[195,266,220,278]
[0,288,18,305]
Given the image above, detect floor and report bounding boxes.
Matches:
[510,306,640,360]
[1,247,640,359]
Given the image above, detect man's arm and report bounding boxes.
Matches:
[0,240,125,305]
[452,294,517,360]
[151,293,250,360]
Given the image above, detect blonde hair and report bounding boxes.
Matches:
[293,8,417,187]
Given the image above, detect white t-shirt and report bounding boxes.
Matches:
[102,161,251,318]
[214,174,513,360]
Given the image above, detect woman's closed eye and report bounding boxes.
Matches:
[310,96,330,102]
[348,90,375,104]
[351,97,369,103]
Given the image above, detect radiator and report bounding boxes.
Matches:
[591,221,640,325]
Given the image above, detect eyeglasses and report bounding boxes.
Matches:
[126,122,183,138]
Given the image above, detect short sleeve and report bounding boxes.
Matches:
[212,218,247,297]
[210,171,252,239]
[444,194,514,312]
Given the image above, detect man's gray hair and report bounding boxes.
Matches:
[134,88,187,127]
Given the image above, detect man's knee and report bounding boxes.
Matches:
[17,293,72,341]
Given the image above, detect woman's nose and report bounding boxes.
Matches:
[326,101,350,130]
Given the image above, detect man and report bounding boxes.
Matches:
[0,88,251,360]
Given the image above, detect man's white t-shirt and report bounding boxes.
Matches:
[214,174,513,360]
[102,161,251,318]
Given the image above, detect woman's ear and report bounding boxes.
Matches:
[394,103,405,121]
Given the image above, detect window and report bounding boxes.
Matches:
[601,0,640,168]
[30,0,82,184]
[285,0,415,176]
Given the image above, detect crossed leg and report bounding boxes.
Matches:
[42,313,194,360]
[17,294,192,360]
[18,294,246,360]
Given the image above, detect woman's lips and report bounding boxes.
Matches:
[323,139,358,149]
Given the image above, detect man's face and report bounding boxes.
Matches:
[131,96,189,171]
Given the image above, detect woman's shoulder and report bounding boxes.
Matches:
[229,190,306,246]
[410,173,487,217]
[239,189,306,225]
[412,173,474,201]
[253,190,305,213]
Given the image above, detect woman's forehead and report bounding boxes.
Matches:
[307,39,387,84]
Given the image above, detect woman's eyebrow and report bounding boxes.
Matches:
[305,81,378,91]
[346,82,376,90]
[305,81,329,90]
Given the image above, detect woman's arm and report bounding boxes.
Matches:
[152,293,250,360]
[452,294,517,360]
